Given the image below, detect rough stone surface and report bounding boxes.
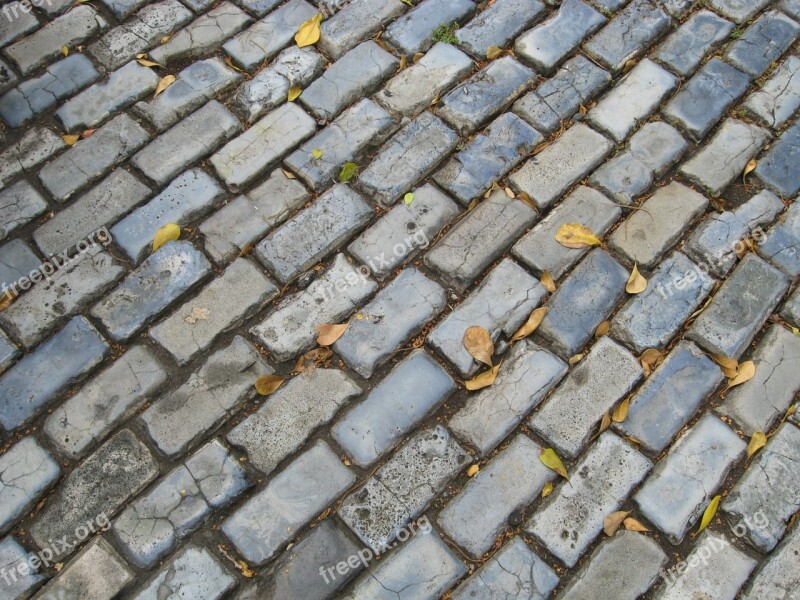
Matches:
[0,181,47,242]
[741,525,800,600]
[758,202,800,278]
[383,0,476,58]
[755,120,800,197]
[456,0,545,59]
[0,437,60,534]
[0,536,46,598]
[654,9,734,77]
[743,55,800,128]
[319,0,406,60]
[725,10,800,78]
[0,127,65,186]
[132,545,236,600]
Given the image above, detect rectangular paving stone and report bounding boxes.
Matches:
[755,120,800,197]
[140,336,269,456]
[376,42,473,117]
[0,239,39,291]
[40,113,149,202]
[428,258,546,377]
[743,56,800,128]
[135,57,242,131]
[223,441,355,565]
[635,414,745,543]
[588,59,678,142]
[706,0,769,22]
[199,168,309,264]
[334,268,445,378]
[0,536,46,598]
[132,100,240,186]
[526,432,652,567]
[439,435,556,558]
[782,0,800,18]
[513,54,611,134]
[455,0,545,59]
[88,0,193,71]
[44,345,167,459]
[781,285,800,326]
[149,2,251,65]
[435,112,543,205]
[31,429,158,552]
[515,0,606,73]
[333,350,454,466]
[0,316,109,431]
[255,183,372,283]
[384,0,476,58]
[0,127,65,186]
[687,254,789,358]
[132,545,236,600]
[0,55,100,128]
[319,0,406,60]
[424,191,537,291]
[0,181,47,242]
[531,337,642,457]
[358,112,458,206]
[609,181,707,268]
[758,202,800,277]
[741,525,800,600]
[228,368,361,475]
[509,123,613,210]
[450,340,567,456]
[251,253,377,361]
[223,0,317,70]
[0,2,39,48]
[284,99,397,192]
[654,10,734,77]
[91,241,211,341]
[101,0,149,18]
[0,437,60,534]
[0,328,19,373]
[725,10,800,78]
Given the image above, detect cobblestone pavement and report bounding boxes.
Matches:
[0,0,799,598]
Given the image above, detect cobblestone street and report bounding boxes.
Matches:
[0,0,799,598]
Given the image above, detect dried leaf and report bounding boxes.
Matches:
[466,464,479,477]
[515,191,536,210]
[504,186,515,199]
[568,353,584,365]
[611,397,630,423]
[311,148,323,159]
[238,560,255,578]
[626,263,647,294]
[541,481,554,498]
[727,360,755,389]
[160,34,172,44]
[413,52,424,63]
[511,307,548,342]
[623,517,650,532]
[61,134,80,146]
[743,158,757,183]
[540,271,556,292]
[0,291,16,311]
[464,363,501,390]
[295,13,323,47]
[287,85,302,101]
[398,54,407,70]
[698,495,721,533]
[184,307,209,324]
[255,374,285,396]
[295,347,332,374]
[136,57,163,68]
[316,323,349,346]
[154,74,176,97]
[622,59,637,73]
[224,56,243,72]
[339,162,358,182]
[555,223,602,249]
[81,129,95,138]
[404,192,414,205]
[746,431,767,459]
[539,447,568,479]
[711,354,739,379]
[467,198,479,211]
[61,45,69,57]
[640,348,664,377]
[599,411,611,434]
[595,320,610,338]
[464,325,494,367]
[603,511,630,536]
[486,45,503,59]
[281,169,297,179]
[152,223,180,252]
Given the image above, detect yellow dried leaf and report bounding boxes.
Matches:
[711,354,739,379]
[540,271,556,292]
[464,363,501,390]
[727,360,755,389]
[515,191,536,210]
[539,447,568,479]
[623,517,650,532]
[743,158,757,183]
[511,307,548,342]
[295,347,332,374]
[61,45,69,57]
[626,262,647,294]
[464,325,494,367]
[504,186,515,199]
[599,411,611,434]
[316,323,349,346]
[603,510,630,536]
[413,52,424,63]
[698,495,721,533]
[61,134,80,146]
[224,56,243,72]
[404,192,414,205]
[787,405,797,418]
[611,397,630,423]
[136,57,163,68]
[287,85,302,101]
[568,353,584,365]
[640,348,664,377]
[154,74,176,97]
[555,223,602,248]
[160,34,172,44]
[541,481,554,498]
[255,374,285,396]
[0,291,16,312]
[152,223,180,252]
[622,59,637,73]
[466,464,479,477]
[399,54,407,70]
[295,13,323,47]
[595,320,610,338]
[746,431,767,459]
[311,148,323,159]
[239,561,255,578]
[486,45,503,59]
[281,169,297,179]
[81,128,95,139]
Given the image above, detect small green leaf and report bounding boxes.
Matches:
[339,162,358,182]
[311,148,323,160]
[404,192,414,205]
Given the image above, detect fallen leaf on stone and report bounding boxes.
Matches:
[287,85,302,101]
[238,560,255,578]
[400,0,413,5]
[622,59,637,73]
[711,354,739,379]
[626,263,647,294]
[515,191,535,210]
[255,374,285,396]
[464,325,494,367]
[136,57,163,68]
[791,325,800,336]
[504,186,515,198]
[599,411,611,434]
[295,347,332,373]
[464,363,501,390]
[640,348,664,377]
[603,510,630,536]
[511,307,548,342]
[61,45,69,56]
[611,397,630,423]
[568,353,584,365]
[540,270,556,292]
[161,34,172,44]
[467,198,479,211]
[467,464,479,477]
[184,307,209,324]
[81,129,95,138]
[555,223,601,249]
[152,223,180,252]
[746,431,767,459]
[339,162,358,182]
[311,148,323,159]
[398,55,408,70]
[0,291,16,311]
[316,323,349,346]
[281,169,297,179]
[404,192,414,205]
[295,13,323,47]
[541,481,554,498]
[595,320,610,338]
[727,360,755,390]
[743,158,757,183]
[224,56,243,72]
[61,134,80,145]
[413,52,424,63]
[539,447,568,479]
[154,74,176,97]
[698,495,721,533]
[486,45,503,59]
[623,517,649,532]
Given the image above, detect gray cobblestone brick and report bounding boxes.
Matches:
[284,99,397,192]
[335,268,445,378]
[0,55,100,128]
[636,414,745,543]
[256,183,372,283]
[509,123,613,210]
[136,57,241,131]
[687,254,788,358]
[0,437,60,534]
[384,0,476,58]
[515,0,606,73]
[741,525,800,600]
[44,345,167,459]
[450,340,567,456]
[531,337,641,457]
[319,0,406,60]
[456,0,545,58]
[31,429,158,552]
[0,328,19,373]
[112,169,223,264]
[101,0,148,18]
[88,0,193,71]
[781,285,800,326]
[0,316,109,431]
[654,10,733,77]
[250,253,377,361]
[527,432,652,567]
[140,336,268,456]
[425,192,537,291]
[439,434,555,558]
[40,0,73,14]
[758,202,800,278]
[333,350,454,466]
[359,112,457,206]
[223,441,354,564]
[233,0,280,16]
[725,10,800,78]
[609,181,707,268]
[228,368,361,474]
[40,114,150,202]
[132,545,236,600]
[0,2,39,48]
[0,59,17,96]
[0,127,64,187]
[200,168,309,264]
[133,100,240,186]
[222,0,317,71]
[745,55,800,129]
[513,55,611,134]
[0,239,40,290]
[150,259,275,364]
[755,120,800,197]
[0,536,46,598]
[376,42,473,117]
[0,181,47,242]
[782,0,800,18]
[428,258,546,377]
[707,0,771,23]
[91,241,211,341]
